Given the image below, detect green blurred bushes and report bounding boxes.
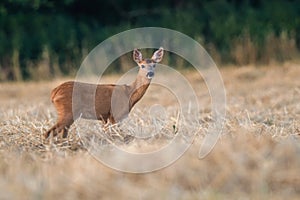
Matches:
[0,0,300,81]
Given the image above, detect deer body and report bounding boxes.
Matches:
[45,48,164,138]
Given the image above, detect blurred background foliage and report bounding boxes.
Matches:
[0,0,300,81]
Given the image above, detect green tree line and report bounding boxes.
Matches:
[1,0,300,81]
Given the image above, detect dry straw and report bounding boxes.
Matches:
[0,65,300,199]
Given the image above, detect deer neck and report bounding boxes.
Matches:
[128,75,151,109]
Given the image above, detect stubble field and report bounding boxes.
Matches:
[0,63,300,199]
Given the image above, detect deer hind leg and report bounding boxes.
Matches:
[45,116,74,139]
[44,124,64,139]
[45,100,74,139]
[44,125,57,138]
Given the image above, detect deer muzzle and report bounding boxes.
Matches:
[146,71,154,79]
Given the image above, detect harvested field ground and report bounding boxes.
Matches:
[0,63,300,199]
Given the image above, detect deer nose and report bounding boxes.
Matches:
[146,71,154,79]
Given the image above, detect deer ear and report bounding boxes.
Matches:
[133,48,142,63]
[151,47,164,63]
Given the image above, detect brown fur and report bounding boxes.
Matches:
[44,81,149,138]
[45,48,164,138]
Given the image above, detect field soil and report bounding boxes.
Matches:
[0,63,300,199]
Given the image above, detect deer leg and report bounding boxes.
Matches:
[60,124,71,138]
[101,115,115,133]
[44,125,57,138]
[109,115,116,124]
[102,119,110,132]
[44,122,73,139]
[45,116,74,139]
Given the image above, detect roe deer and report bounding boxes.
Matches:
[45,47,164,138]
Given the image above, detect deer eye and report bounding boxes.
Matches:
[141,65,145,68]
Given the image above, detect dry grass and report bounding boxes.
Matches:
[0,63,300,199]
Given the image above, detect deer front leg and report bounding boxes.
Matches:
[101,115,115,132]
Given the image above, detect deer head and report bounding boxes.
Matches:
[133,47,164,80]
